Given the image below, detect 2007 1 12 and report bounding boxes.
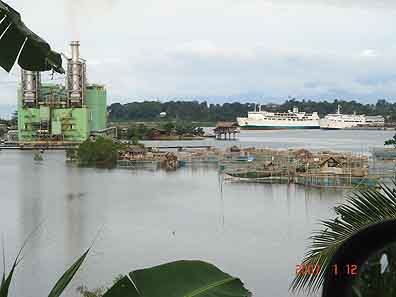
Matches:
[296,264,358,276]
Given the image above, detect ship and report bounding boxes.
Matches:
[320,105,385,130]
[236,105,320,130]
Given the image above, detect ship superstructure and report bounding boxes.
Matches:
[320,105,385,130]
[237,105,320,130]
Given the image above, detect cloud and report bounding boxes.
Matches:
[360,49,379,57]
[267,0,396,10]
[1,0,396,105]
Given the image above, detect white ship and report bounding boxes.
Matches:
[320,105,385,130]
[237,105,320,130]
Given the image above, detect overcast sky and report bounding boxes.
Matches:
[1,0,396,106]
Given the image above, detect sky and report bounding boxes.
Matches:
[1,0,396,108]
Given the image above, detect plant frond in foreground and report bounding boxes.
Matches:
[103,260,252,297]
[290,182,396,294]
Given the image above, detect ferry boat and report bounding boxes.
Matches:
[236,105,320,130]
[320,105,385,130]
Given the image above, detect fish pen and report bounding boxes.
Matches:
[176,148,222,165]
[117,160,160,170]
[294,173,380,189]
[220,148,380,189]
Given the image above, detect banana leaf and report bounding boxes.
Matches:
[0,0,64,73]
[103,260,252,297]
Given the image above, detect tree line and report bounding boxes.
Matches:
[108,99,396,122]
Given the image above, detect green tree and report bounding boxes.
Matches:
[162,122,175,135]
[385,134,396,147]
[107,99,396,123]
[77,137,119,168]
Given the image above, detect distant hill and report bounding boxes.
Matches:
[108,99,396,122]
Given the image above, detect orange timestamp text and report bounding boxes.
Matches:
[296,264,358,276]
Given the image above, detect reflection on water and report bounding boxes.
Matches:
[0,147,351,297]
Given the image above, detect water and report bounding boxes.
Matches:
[0,129,394,297]
[143,129,395,153]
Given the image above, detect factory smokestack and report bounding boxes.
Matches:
[70,41,80,62]
[67,41,86,106]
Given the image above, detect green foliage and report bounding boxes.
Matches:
[48,249,90,297]
[109,101,252,122]
[385,134,396,147]
[131,136,139,145]
[1,245,89,297]
[33,151,43,161]
[77,137,119,168]
[175,121,196,135]
[77,275,124,297]
[77,286,106,297]
[0,256,18,297]
[2,241,249,297]
[66,149,78,160]
[108,99,396,122]
[290,182,396,294]
[162,122,175,134]
[102,260,251,297]
[118,122,203,140]
[0,1,64,73]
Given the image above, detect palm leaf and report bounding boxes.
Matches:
[290,181,396,295]
[103,260,252,297]
[48,248,90,297]
[0,0,64,73]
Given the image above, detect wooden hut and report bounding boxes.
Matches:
[213,122,240,140]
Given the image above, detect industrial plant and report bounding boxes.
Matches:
[17,41,107,143]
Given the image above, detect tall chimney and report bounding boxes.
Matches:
[67,41,86,105]
[70,41,80,62]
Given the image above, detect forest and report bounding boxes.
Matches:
[108,99,396,122]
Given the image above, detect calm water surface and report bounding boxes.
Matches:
[0,130,394,297]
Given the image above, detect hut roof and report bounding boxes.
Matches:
[230,145,241,152]
[215,122,239,128]
[127,147,146,154]
[320,156,342,167]
[293,148,313,158]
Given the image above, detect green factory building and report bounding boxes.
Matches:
[17,41,108,143]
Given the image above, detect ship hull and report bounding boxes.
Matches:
[319,119,356,130]
[239,125,320,130]
[320,127,342,130]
